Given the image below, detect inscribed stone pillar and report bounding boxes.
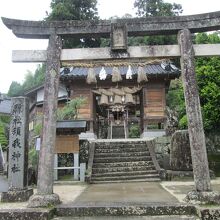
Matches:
[28,32,62,207]
[178,29,211,192]
[1,97,33,202]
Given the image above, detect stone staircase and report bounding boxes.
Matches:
[90,140,160,183]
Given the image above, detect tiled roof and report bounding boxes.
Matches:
[56,120,87,129]
[0,99,11,115]
[60,62,180,78]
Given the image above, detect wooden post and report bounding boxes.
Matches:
[28,32,62,207]
[178,29,211,192]
[74,153,79,180]
[54,154,58,181]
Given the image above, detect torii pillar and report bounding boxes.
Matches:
[178,29,220,204]
[28,32,62,207]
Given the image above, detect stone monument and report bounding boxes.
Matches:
[1,97,33,202]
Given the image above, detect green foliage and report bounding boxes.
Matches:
[34,123,43,136]
[166,78,186,121]
[134,0,183,17]
[167,32,220,131]
[57,97,86,120]
[7,81,23,97]
[46,0,100,48]
[7,64,45,97]
[196,57,220,130]
[131,0,182,46]
[48,0,98,20]
[28,147,38,170]
[179,115,187,129]
[195,32,220,130]
[129,124,140,138]
[0,114,10,151]
[0,114,10,126]
[0,123,8,151]
[195,32,220,44]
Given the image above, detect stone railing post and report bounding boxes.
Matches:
[28,31,62,207]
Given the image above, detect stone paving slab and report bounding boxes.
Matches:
[161,178,220,203]
[70,182,178,204]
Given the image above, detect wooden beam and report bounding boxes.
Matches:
[12,44,220,63]
[2,11,220,39]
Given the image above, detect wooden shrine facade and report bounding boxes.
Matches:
[59,62,180,138]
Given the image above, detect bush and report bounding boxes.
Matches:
[0,123,8,151]
[179,115,188,129]
[129,124,140,138]
[57,97,86,120]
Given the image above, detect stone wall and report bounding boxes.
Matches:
[170,130,192,171]
[155,131,220,170]
[206,132,220,153]
[155,136,171,170]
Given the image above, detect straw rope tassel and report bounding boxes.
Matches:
[86,68,97,84]
[137,66,148,83]
[112,67,122,82]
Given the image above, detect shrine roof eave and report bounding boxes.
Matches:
[2,10,220,39]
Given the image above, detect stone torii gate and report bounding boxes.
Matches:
[2,11,220,207]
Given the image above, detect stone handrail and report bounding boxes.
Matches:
[86,142,95,183]
[147,139,166,179]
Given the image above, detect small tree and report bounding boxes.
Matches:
[57,97,86,120]
[0,123,8,151]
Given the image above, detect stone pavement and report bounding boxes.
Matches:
[70,182,178,204]
[0,179,220,219]
[161,178,220,203]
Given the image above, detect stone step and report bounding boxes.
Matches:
[91,174,160,182]
[94,151,150,158]
[90,178,161,184]
[0,208,54,220]
[92,161,154,168]
[92,170,158,178]
[56,203,197,217]
[52,215,198,220]
[95,146,148,153]
[93,156,152,163]
[95,143,146,149]
[92,165,156,173]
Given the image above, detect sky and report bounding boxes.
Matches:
[0,0,220,93]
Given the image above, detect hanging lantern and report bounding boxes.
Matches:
[99,67,107,80]
[137,66,148,83]
[100,94,108,105]
[114,95,122,105]
[86,68,97,84]
[112,67,122,82]
[126,65,133,79]
[125,93,135,105]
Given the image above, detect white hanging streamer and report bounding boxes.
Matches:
[99,67,107,80]
[126,65,133,79]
